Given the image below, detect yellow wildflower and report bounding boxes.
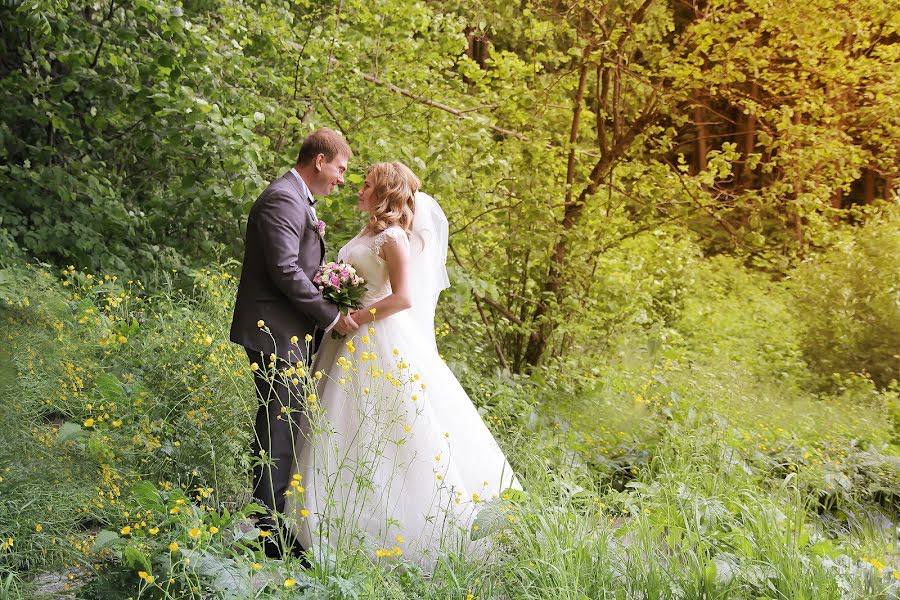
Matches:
[120,526,132,536]
[83,418,95,428]
[168,542,179,552]
[284,578,296,588]
[300,509,310,518]
[256,320,265,328]
[209,527,219,534]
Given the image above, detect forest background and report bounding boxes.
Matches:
[0,0,898,598]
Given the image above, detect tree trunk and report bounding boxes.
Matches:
[863,168,876,204]
[465,27,489,70]
[693,90,708,173]
[740,81,758,186]
[524,100,659,366]
[831,188,842,222]
[885,176,894,201]
[792,112,804,250]
[525,46,592,367]
[596,64,609,155]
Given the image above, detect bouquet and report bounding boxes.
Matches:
[314,261,367,316]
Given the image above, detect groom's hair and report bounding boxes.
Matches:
[297,128,352,166]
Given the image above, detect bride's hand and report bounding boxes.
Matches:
[349,309,370,326]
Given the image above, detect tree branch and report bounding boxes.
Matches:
[566,45,594,206]
[360,73,528,140]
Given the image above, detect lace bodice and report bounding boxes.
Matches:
[338,226,409,304]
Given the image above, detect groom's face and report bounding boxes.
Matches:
[311,153,348,196]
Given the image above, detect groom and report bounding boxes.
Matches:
[230,128,358,558]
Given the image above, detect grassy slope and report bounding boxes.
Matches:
[0,256,897,599]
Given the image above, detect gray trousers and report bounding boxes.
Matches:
[245,348,310,530]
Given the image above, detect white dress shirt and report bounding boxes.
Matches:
[289,168,340,334]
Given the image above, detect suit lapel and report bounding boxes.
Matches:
[282,172,327,264]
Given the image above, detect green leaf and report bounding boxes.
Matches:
[93,530,123,551]
[94,373,126,402]
[470,498,515,541]
[123,544,151,571]
[57,422,84,443]
[704,559,717,587]
[180,549,250,600]
[130,481,165,513]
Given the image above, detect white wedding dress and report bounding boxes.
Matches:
[288,221,519,570]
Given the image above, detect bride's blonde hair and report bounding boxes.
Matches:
[366,161,419,235]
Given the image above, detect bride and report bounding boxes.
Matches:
[287,162,519,570]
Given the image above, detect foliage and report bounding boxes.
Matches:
[789,210,900,388]
[1,0,899,596]
[1,241,899,597]
[3,0,897,369]
[0,0,294,272]
[0,254,254,592]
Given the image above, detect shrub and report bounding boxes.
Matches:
[789,212,900,389]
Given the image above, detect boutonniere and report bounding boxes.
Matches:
[316,219,326,240]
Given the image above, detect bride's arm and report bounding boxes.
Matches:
[350,234,412,326]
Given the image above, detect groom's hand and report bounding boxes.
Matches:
[334,313,359,336]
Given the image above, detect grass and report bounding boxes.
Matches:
[0,257,898,598]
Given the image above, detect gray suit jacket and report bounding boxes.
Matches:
[230,172,339,363]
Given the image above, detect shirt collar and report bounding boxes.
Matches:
[289,168,317,205]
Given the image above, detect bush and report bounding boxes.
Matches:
[0,257,254,584]
[789,212,900,389]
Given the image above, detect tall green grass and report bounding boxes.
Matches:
[0,247,898,598]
